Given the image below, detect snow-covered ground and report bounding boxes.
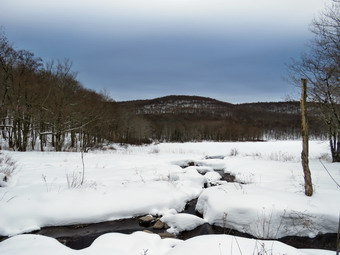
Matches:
[0,141,339,254]
[0,232,335,255]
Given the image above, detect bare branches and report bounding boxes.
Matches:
[289,1,340,162]
[319,159,340,188]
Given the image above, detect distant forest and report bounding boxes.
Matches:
[118,96,326,143]
[0,33,327,151]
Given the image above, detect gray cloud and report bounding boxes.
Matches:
[0,0,327,103]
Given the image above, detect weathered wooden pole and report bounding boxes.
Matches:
[337,213,340,255]
[301,78,313,196]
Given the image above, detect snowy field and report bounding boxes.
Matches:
[0,140,339,254]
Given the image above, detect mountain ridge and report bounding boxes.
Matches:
[117,95,301,116]
[117,95,294,106]
[114,95,325,142]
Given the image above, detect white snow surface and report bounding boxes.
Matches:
[0,232,334,255]
[204,171,221,182]
[161,213,206,234]
[300,249,336,255]
[0,140,339,254]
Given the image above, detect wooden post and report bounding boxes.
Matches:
[301,78,313,196]
[337,213,340,255]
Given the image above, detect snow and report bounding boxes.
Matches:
[0,232,181,255]
[196,183,339,238]
[204,171,221,182]
[195,146,340,238]
[0,232,334,255]
[0,154,205,236]
[166,234,306,255]
[161,213,206,234]
[300,249,336,255]
[0,140,339,254]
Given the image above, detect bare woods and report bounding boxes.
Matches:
[0,32,118,151]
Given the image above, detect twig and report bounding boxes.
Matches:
[80,149,85,185]
[0,191,8,201]
[218,243,222,255]
[6,196,15,202]
[275,209,286,238]
[234,236,243,255]
[319,159,340,188]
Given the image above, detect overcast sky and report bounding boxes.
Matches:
[0,0,329,103]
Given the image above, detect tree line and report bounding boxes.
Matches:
[0,32,120,151]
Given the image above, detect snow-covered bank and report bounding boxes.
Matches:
[0,232,334,255]
[0,141,339,253]
[196,182,339,238]
[0,151,206,236]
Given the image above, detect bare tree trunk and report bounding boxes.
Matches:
[80,127,85,186]
[71,130,75,148]
[301,79,313,196]
[337,213,340,255]
[22,114,30,151]
[39,119,44,152]
[51,127,55,148]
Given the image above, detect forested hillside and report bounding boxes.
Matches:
[118,96,326,143]
[0,33,327,151]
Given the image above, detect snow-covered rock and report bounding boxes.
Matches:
[161,213,206,234]
[204,171,221,182]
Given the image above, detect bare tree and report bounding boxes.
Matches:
[289,0,340,162]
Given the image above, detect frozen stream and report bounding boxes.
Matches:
[0,171,336,251]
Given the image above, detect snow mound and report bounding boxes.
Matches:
[196,183,340,239]
[166,234,306,255]
[195,166,214,174]
[0,232,181,255]
[161,213,206,234]
[0,232,332,255]
[0,234,72,255]
[204,171,222,182]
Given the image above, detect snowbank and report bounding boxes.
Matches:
[0,150,206,236]
[196,183,339,238]
[0,232,334,255]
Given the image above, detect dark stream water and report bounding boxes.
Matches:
[0,166,337,251]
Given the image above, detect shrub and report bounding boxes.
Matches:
[229,148,239,157]
[66,172,97,189]
[0,152,16,177]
